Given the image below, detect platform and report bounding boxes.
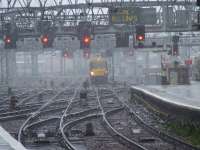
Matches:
[133,81,200,110]
[0,126,27,150]
[131,81,200,120]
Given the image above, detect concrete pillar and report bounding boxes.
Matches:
[31,52,38,76]
[64,58,66,76]
[0,52,5,83]
[60,55,64,76]
[145,52,150,85]
[5,50,17,85]
[50,54,53,74]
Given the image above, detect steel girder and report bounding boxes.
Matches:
[0,0,199,38]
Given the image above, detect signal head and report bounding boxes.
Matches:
[41,35,49,45]
[83,35,91,45]
[4,36,12,44]
[136,35,145,41]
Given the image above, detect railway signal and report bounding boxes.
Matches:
[4,35,17,49]
[136,34,145,41]
[83,35,91,46]
[135,25,145,48]
[40,33,54,48]
[3,23,18,49]
[4,36,11,44]
[80,35,91,49]
[78,21,93,49]
[38,21,55,48]
[41,35,49,45]
[62,50,73,58]
[172,35,179,56]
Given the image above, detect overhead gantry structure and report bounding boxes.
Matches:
[0,0,199,38]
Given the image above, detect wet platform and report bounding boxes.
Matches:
[131,82,200,120]
[132,81,200,110]
[0,126,27,150]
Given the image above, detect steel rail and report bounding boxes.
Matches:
[112,89,199,150]
[96,88,148,150]
[17,88,69,143]
[59,89,78,150]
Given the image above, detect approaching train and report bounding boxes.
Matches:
[89,56,108,83]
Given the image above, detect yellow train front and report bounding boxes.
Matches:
[89,57,108,83]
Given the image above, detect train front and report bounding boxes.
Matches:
[89,57,108,83]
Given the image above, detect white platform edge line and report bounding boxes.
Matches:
[132,86,200,111]
[0,126,27,150]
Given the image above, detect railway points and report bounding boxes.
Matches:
[0,80,199,149]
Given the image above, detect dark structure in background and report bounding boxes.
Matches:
[115,32,129,48]
[197,0,200,6]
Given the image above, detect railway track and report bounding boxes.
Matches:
[0,89,57,123]
[0,82,198,150]
[112,87,199,150]
[0,88,64,137]
[59,86,132,150]
[0,88,36,106]
[17,87,75,146]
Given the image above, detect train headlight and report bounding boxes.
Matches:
[90,71,94,76]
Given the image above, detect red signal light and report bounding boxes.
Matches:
[4,36,12,44]
[64,52,68,58]
[83,36,91,45]
[136,35,144,41]
[41,35,49,44]
[185,59,192,65]
[63,51,73,58]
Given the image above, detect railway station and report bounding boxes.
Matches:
[1,0,200,150]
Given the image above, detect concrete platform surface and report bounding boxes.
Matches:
[132,81,200,110]
[0,126,27,150]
